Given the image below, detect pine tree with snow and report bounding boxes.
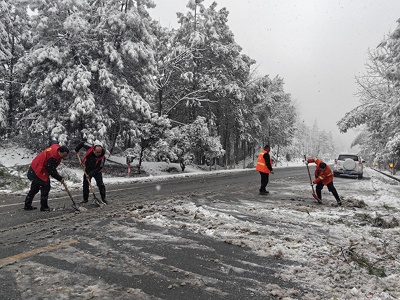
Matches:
[17,0,157,149]
[124,114,171,173]
[171,1,260,165]
[0,0,31,135]
[165,116,225,169]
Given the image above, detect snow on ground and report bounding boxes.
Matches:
[1,143,400,299]
[118,167,400,299]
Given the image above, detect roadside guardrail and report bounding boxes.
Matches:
[371,168,400,182]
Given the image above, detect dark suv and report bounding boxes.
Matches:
[333,153,364,179]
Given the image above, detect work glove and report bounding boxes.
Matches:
[310,183,314,187]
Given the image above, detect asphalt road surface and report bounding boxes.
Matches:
[0,166,317,300]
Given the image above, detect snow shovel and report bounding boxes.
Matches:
[62,181,87,212]
[76,152,106,207]
[304,155,322,203]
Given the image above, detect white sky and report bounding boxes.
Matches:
[149,0,400,151]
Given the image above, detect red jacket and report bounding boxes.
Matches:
[307,158,333,185]
[30,144,62,181]
[256,150,273,174]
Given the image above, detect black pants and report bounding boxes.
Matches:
[83,172,106,202]
[24,167,51,208]
[259,171,270,192]
[316,181,341,202]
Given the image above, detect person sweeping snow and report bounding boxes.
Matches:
[75,140,107,205]
[306,157,342,206]
[24,144,70,211]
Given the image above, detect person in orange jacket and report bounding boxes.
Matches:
[307,157,342,206]
[256,145,274,195]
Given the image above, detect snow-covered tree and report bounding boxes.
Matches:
[338,22,400,162]
[286,119,336,162]
[130,114,171,173]
[172,2,259,164]
[167,125,194,171]
[0,0,31,134]
[1,0,301,168]
[151,23,196,118]
[17,0,157,149]
[152,2,295,166]
[248,75,296,162]
[167,116,225,169]
[0,89,5,129]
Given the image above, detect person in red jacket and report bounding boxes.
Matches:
[256,145,274,195]
[24,144,70,211]
[307,157,342,206]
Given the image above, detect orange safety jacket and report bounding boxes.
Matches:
[307,158,333,185]
[30,144,62,181]
[256,150,273,174]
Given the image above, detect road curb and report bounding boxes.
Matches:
[371,168,400,182]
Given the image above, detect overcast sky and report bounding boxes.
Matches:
[149,0,400,151]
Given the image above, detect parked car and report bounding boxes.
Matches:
[333,153,364,179]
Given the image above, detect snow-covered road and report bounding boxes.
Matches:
[0,167,399,299]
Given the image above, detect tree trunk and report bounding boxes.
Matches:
[109,121,120,154]
[242,140,246,169]
[138,145,145,174]
[234,128,240,165]
[275,144,280,166]
[158,87,163,116]
[6,36,17,135]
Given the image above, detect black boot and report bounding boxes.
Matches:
[99,185,107,204]
[24,205,37,210]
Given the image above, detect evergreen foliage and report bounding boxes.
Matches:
[0,0,333,167]
[338,19,400,165]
